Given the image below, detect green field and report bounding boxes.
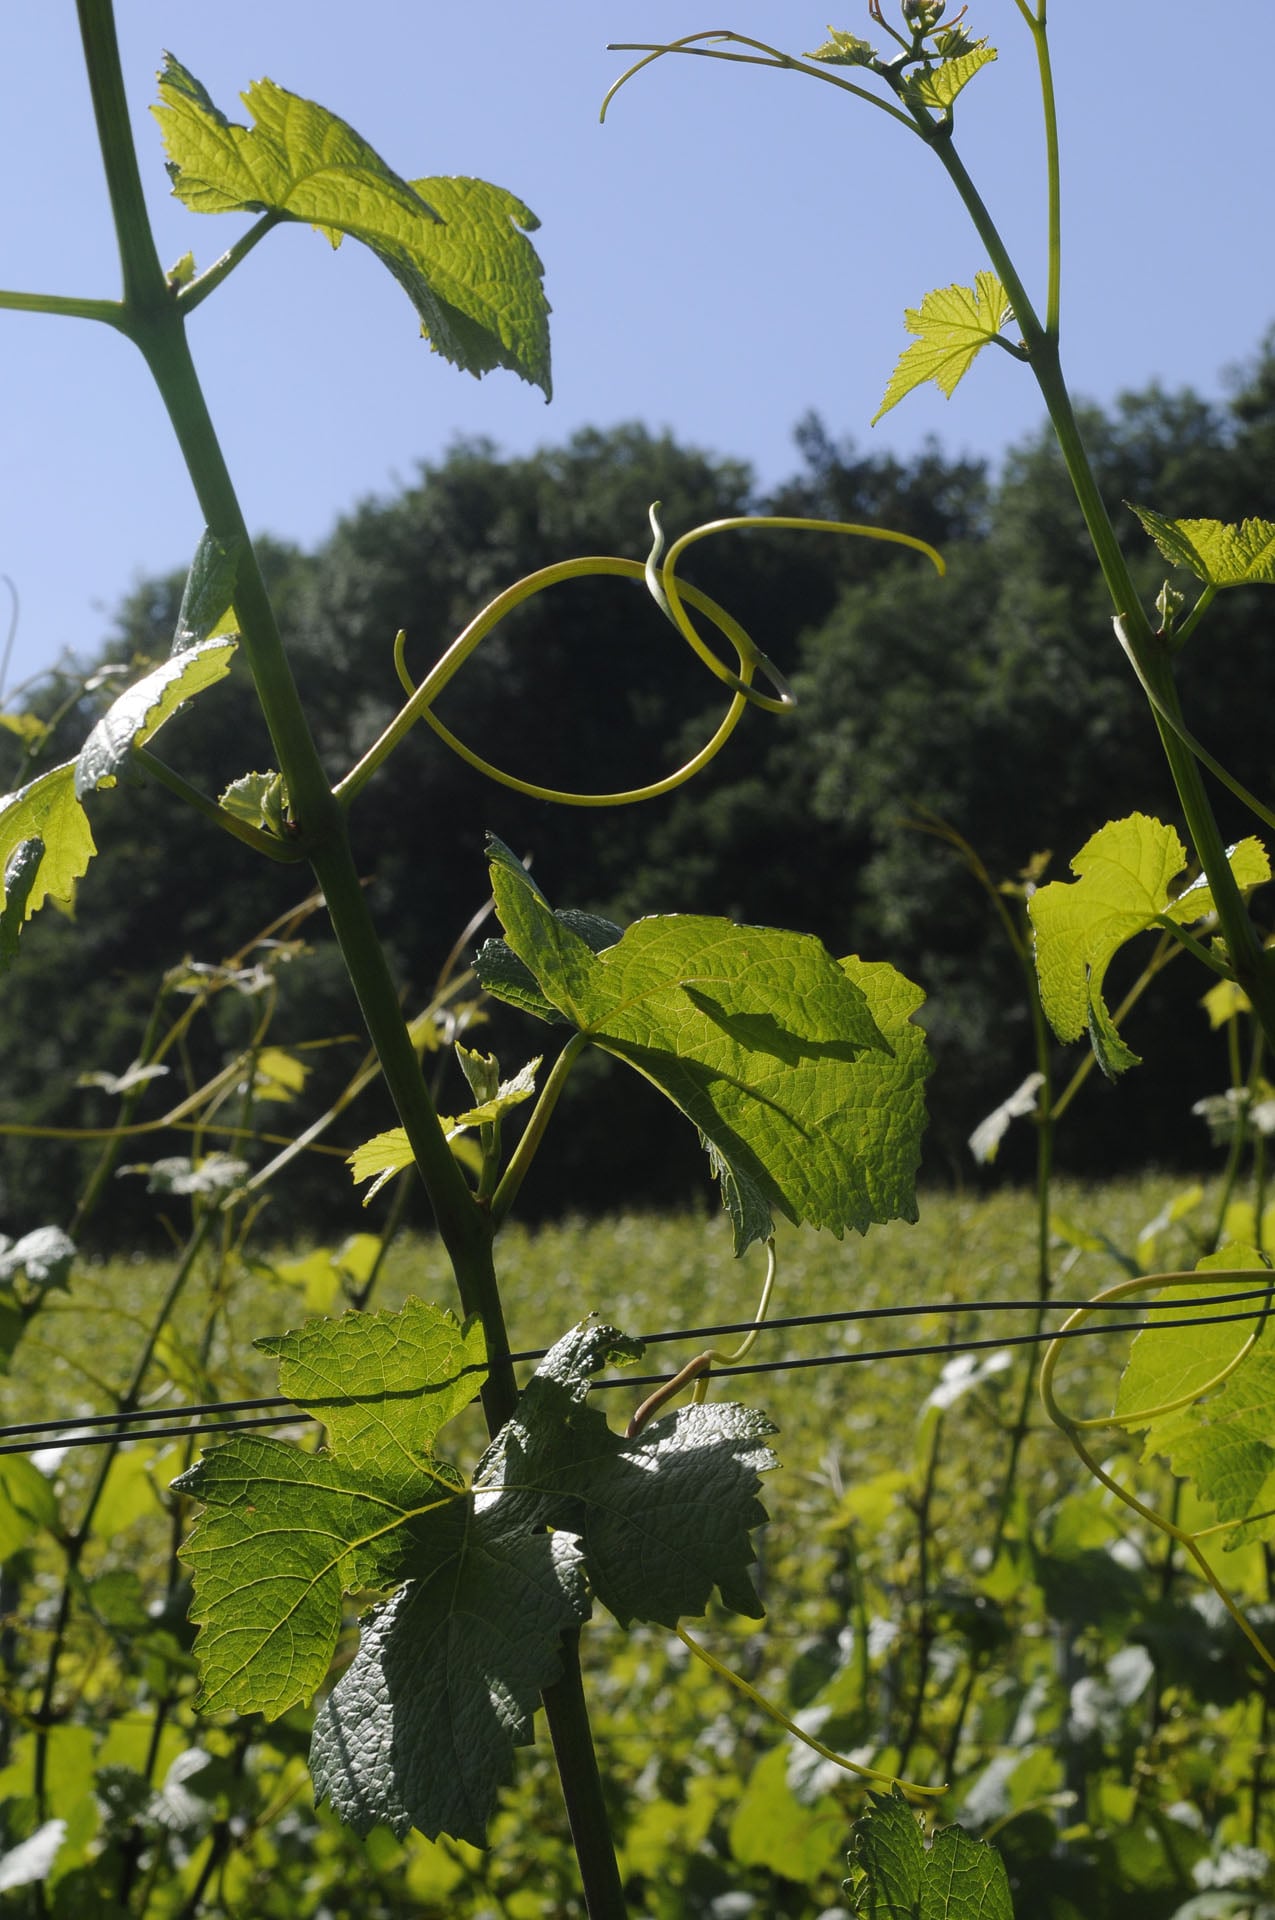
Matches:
[8,1174,1272,1917]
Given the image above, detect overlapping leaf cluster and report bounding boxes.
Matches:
[176,1300,777,1844]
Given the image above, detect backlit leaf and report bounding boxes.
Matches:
[1116,1246,1269,1436]
[174,1432,467,1716]
[874,272,1013,424]
[176,1299,483,1714]
[172,528,242,653]
[806,29,877,66]
[257,1298,486,1476]
[1029,814,1270,1077]
[76,637,238,795]
[153,58,551,395]
[902,43,997,112]
[0,838,42,972]
[0,764,94,924]
[476,838,930,1252]
[180,1302,779,1844]
[349,1060,539,1200]
[1130,506,1275,588]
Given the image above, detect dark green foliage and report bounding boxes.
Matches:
[7,346,1275,1235]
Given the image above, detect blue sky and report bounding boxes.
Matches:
[0,3,1269,691]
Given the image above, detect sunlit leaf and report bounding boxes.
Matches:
[476,838,929,1252]
[76,637,238,796]
[1130,506,1275,589]
[153,58,551,395]
[902,43,997,111]
[0,763,94,926]
[219,770,288,835]
[805,29,877,65]
[968,1070,1044,1164]
[350,1059,540,1201]
[874,272,1013,424]
[1029,814,1270,1077]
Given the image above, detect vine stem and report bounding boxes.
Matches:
[70,6,627,1910]
[925,115,1275,1054]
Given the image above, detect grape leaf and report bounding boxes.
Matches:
[1123,1251,1275,1551]
[476,838,929,1253]
[257,1298,487,1475]
[349,1059,540,1201]
[475,1318,778,1627]
[1028,814,1270,1077]
[0,763,95,925]
[845,1787,1013,1918]
[153,58,551,396]
[219,771,288,836]
[0,838,42,972]
[177,1299,483,1713]
[180,1303,778,1844]
[805,29,877,66]
[76,637,238,796]
[873,273,1013,425]
[1116,1245,1269,1437]
[172,528,242,653]
[902,44,997,112]
[174,1433,467,1716]
[1130,506,1275,589]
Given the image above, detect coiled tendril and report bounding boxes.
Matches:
[334,508,943,809]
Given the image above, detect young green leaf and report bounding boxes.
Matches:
[476,838,930,1252]
[805,29,878,66]
[349,1059,540,1200]
[1129,506,1275,589]
[874,273,1014,425]
[0,763,95,925]
[845,1787,1013,1918]
[219,771,289,836]
[76,636,238,796]
[901,43,997,112]
[1028,814,1270,1077]
[153,58,551,396]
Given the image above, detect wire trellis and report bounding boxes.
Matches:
[4,1283,1272,1458]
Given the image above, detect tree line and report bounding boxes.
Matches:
[5,333,1275,1240]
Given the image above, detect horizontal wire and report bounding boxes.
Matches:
[5,1286,1271,1443]
[4,1293,1271,1458]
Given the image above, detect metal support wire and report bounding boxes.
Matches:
[4,1285,1272,1457]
